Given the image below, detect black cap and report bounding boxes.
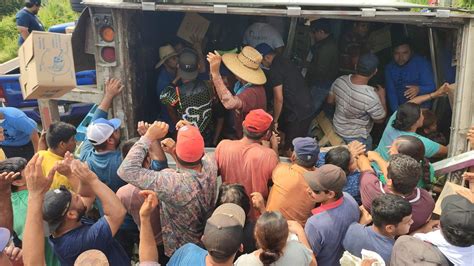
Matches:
[0,157,27,175]
[25,0,41,6]
[440,194,474,233]
[42,186,72,233]
[356,53,379,77]
[310,19,331,33]
[178,48,199,80]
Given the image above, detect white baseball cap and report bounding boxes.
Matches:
[86,118,121,145]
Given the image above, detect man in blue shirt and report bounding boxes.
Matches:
[0,107,39,160]
[79,78,137,259]
[168,203,245,266]
[304,164,360,266]
[43,160,129,265]
[384,40,435,113]
[16,0,45,46]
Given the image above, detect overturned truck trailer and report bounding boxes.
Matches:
[64,0,473,160]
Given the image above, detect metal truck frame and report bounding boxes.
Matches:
[45,0,473,161]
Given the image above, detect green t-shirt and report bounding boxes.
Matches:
[11,190,60,266]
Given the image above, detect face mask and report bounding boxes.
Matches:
[233,81,252,95]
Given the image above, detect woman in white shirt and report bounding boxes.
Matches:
[235,211,316,266]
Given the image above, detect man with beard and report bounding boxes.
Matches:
[79,78,138,259]
[43,159,128,265]
[16,0,44,46]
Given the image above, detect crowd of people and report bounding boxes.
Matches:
[1,8,474,266]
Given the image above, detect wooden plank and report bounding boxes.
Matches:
[0,58,19,75]
[432,150,474,175]
[315,112,344,146]
[54,85,103,104]
[38,99,60,130]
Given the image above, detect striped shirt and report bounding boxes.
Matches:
[330,75,385,139]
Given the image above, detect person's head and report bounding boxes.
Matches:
[217,184,251,217]
[393,40,413,66]
[43,186,87,234]
[389,135,431,187]
[25,0,41,14]
[47,122,77,155]
[355,53,378,78]
[155,44,178,70]
[0,157,28,192]
[121,137,153,168]
[86,118,121,152]
[291,137,320,168]
[310,19,331,42]
[254,211,289,265]
[418,109,438,135]
[175,125,204,168]
[439,194,474,247]
[74,249,109,266]
[242,109,273,141]
[221,46,267,85]
[386,154,422,195]
[371,194,413,237]
[255,43,276,68]
[325,147,353,175]
[304,164,346,203]
[353,21,370,37]
[202,203,245,263]
[177,48,199,81]
[392,103,423,132]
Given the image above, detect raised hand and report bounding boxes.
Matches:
[137,121,150,136]
[70,160,98,184]
[55,151,74,177]
[250,192,266,213]
[160,138,176,154]
[0,172,20,192]
[348,140,366,158]
[175,120,193,131]
[139,190,159,218]
[24,154,54,196]
[207,51,222,76]
[144,121,169,141]
[104,78,124,99]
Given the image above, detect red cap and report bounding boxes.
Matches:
[242,109,273,133]
[176,125,205,162]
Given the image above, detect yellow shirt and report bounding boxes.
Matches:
[37,149,72,190]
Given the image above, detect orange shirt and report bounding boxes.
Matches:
[215,139,279,221]
[266,163,315,226]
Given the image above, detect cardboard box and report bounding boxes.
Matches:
[177,13,210,44]
[433,181,471,215]
[19,31,76,99]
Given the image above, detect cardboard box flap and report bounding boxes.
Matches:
[21,32,36,67]
[433,182,471,215]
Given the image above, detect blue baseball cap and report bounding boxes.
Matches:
[356,53,379,77]
[292,137,320,163]
[255,43,274,57]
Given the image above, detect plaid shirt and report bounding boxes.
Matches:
[117,136,218,256]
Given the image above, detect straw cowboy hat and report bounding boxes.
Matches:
[74,249,109,266]
[155,44,178,69]
[222,46,267,85]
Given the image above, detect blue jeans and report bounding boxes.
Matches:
[310,82,335,119]
[343,135,373,151]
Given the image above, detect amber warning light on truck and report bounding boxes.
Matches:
[95,14,117,66]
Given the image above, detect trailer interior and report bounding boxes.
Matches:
[70,1,474,163]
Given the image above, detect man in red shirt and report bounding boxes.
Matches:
[358,153,435,233]
[207,47,267,139]
[215,109,279,221]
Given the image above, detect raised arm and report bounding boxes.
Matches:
[409,83,450,105]
[357,154,375,174]
[288,221,317,266]
[23,154,55,265]
[71,160,126,235]
[98,78,124,112]
[207,51,243,110]
[367,151,388,182]
[0,172,18,232]
[139,190,159,263]
[117,122,170,191]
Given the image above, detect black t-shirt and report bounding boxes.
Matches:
[268,55,315,121]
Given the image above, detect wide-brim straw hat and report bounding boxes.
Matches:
[222,46,267,85]
[155,44,178,69]
[74,249,109,266]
